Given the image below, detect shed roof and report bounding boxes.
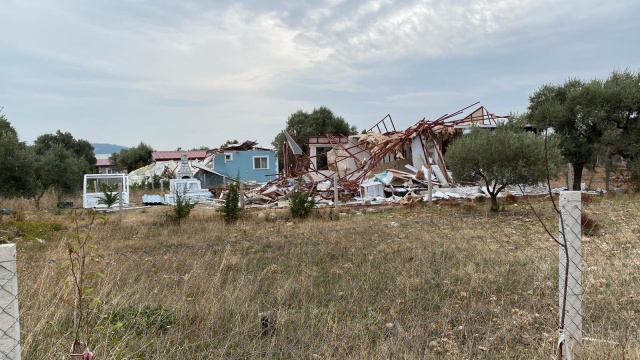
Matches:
[151,150,208,161]
[96,158,113,167]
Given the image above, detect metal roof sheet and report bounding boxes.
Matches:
[151,150,208,161]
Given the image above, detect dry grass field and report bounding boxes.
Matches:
[2,192,639,359]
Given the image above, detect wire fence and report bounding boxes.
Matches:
[1,195,639,359]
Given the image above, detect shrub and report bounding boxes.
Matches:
[290,188,316,219]
[218,181,241,223]
[97,183,119,208]
[166,190,196,225]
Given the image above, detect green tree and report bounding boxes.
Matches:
[445,126,562,212]
[110,142,154,172]
[289,186,316,219]
[0,115,36,199]
[166,189,197,225]
[527,78,606,190]
[600,70,640,188]
[272,106,357,173]
[32,144,86,204]
[33,130,96,171]
[218,181,241,223]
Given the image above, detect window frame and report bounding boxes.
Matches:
[252,156,269,170]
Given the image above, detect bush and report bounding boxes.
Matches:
[218,181,241,223]
[290,188,316,219]
[97,183,119,208]
[166,191,196,225]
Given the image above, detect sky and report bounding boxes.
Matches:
[1,0,639,152]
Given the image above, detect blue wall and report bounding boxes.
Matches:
[212,149,278,184]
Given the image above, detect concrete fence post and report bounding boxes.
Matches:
[559,191,582,359]
[566,163,573,191]
[0,244,21,360]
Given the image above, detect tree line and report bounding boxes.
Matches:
[0,114,156,209]
[1,69,638,210]
[527,69,640,191]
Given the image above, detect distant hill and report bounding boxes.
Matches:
[92,143,128,155]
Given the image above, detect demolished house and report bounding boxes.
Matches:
[248,103,538,206]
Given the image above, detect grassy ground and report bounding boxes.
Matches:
[4,193,639,359]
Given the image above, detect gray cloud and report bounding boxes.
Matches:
[1,0,638,150]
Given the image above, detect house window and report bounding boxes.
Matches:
[225,153,233,162]
[253,156,269,170]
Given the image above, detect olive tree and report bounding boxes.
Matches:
[600,70,640,189]
[31,144,86,208]
[527,79,606,190]
[0,114,36,199]
[445,125,562,212]
[109,142,154,172]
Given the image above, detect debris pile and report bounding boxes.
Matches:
[133,103,599,210]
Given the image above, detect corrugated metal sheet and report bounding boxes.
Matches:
[151,150,208,161]
[142,194,165,205]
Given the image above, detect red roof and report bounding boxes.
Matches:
[96,159,113,167]
[151,150,208,161]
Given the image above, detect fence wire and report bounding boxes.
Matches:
[0,259,20,360]
[3,197,638,359]
[580,198,640,352]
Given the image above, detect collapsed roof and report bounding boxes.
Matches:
[273,103,507,197]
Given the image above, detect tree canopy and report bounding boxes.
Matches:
[0,115,36,199]
[110,142,154,171]
[600,70,640,187]
[272,106,357,172]
[31,144,86,206]
[34,130,96,171]
[527,70,640,190]
[527,78,606,190]
[445,125,562,211]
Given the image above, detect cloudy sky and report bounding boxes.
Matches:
[1,0,638,152]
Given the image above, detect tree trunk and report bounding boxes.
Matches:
[572,163,585,191]
[33,191,45,211]
[490,194,499,212]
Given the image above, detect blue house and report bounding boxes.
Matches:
[200,141,278,187]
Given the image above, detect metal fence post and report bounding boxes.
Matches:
[239,181,245,209]
[333,173,339,209]
[427,167,433,203]
[118,183,123,224]
[0,244,21,360]
[559,191,582,359]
